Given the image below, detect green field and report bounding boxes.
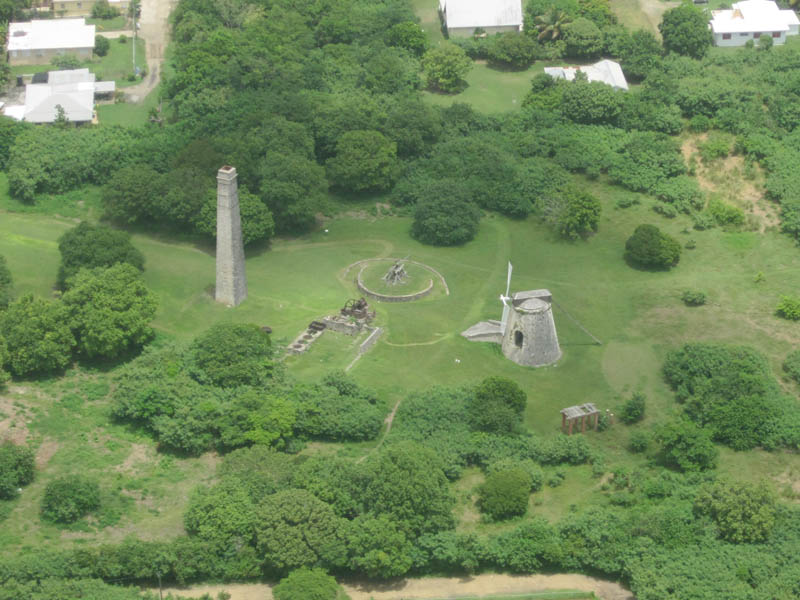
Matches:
[87,16,130,32]
[2,165,800,547]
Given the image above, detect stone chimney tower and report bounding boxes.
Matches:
[215,166,247,307]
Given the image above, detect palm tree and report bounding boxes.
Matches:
[533,10,571,42]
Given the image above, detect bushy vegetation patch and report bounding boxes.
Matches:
[41,476,101,524]
[0,442,35,499]
[625,224,681,269]
[663,343,800,450]
[478,468,531,520]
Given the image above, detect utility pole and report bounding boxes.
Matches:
[132,1,137,75]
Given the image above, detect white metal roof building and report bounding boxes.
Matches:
[7,18,95,64]
[4,69,115,124]
[710,0,799,46]
[544,59,629,91]
[439,0,523,36]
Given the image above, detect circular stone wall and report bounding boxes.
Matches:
[344,258,449,303]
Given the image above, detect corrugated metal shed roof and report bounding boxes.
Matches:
[443,0,523,29]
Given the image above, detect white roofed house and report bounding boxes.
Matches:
[7,18,95,65]
[544,59,629,91]
[3,69,115,124]
[710,0,799,46]
[439,0,523,37]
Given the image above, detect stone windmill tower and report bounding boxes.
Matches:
[215,166,247,307]
[462,263,561,367]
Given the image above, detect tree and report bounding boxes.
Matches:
[385,21,428,57]
[91,0,120,18]
[694,480,777,543]
[61,264,158,360]
[533,9,571,41]
[619,392,646,424]
[422,43,472,93]
[467,376,527,434]
[190,323,273,388]
[362,442,455,536]
[563,17,603,58]
[624,224,681,269]
[561,79,623,125]
[659,4,713,59]
[259,152,327,234]
[345,515,414,578]
[255,489,348,573]
[487,33,539,69]
[759,33,773,50]
[0,254,11,309]
[0,441,35,499]
[184,481,257,549]
[326,130,398,193]
[94,35,110,57]
[411,184,482,246]
[619,29,663,81]
[273,568,349,600]
[0,335,8,385]
[0,294,75,376]
[540,185,601,240]
[40,475,101,523]
[479,468,531,520]
[195,187,275,246]
[102,164,166,224]
[656,419,718,472]
[56,222,145,289]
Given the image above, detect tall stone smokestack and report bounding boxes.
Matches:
[215,166,247,307]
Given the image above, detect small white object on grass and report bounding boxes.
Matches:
[324,229,329,233]
[455,358,461,364]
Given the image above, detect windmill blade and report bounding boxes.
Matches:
[505,261,513,298]
[500,302,510,334]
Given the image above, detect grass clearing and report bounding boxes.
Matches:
[97,85,161,126]
[87,16,130,32]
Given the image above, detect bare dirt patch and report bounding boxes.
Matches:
[115,442,154,475]
[0,386,38,444]
[681,136,779,233]
[155,573,634,600]
[35,438,60,468]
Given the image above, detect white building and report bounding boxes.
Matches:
[544,59,629,91]
[710,0,799,46]
[439,0,523,37]
[4,69,114,124]
[7,18,95,65]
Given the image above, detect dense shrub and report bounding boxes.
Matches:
[273,568,349,600]
[411,190,481,246]
[486,458,544,492]
[478,468,531,520]
[681,290,707,306]
[0,442,35,499]
[195,188,275,246]
[539,186,601,239]
[422,43,472,93]
[57,222,145,290]
[326,130,398,193]
[467,376,527,434]
[41,476,101,523]
[655,420,718,472]
[628,430,651,453]
[561,79,624,125]
[707,197,744,226]
[698,132,733,162]
[0,295,75,377]
[563,18,603,59]
[694,480,777,543]
[62,264,157,360]
[659,4,713,59]
[609,132,685,193]
[94,35,110,57]
[625,224,682,269]
[0,254,11,310]
[663,343,793,450]
[653,176,704,213]
[190,323,273,388]
[489,517,562,573]
[487,33,539,68]
[782,349,800,383]
[776,295,800,321]
[619,392,646,424]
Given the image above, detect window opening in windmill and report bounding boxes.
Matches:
[514,330,523,348]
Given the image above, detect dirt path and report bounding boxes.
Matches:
[125,0,177,101]
[156,573,634,600]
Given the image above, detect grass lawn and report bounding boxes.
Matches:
[2,168,800,548]
[87,15,130,32]
[97,84,161,126]
[423,61,536,113]
[10,37,146,86]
